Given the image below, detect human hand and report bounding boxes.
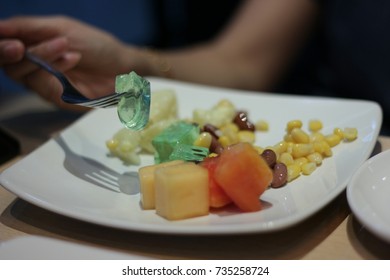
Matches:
[0,16,139,108]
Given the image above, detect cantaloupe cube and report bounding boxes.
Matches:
[139,160,184,209]
[155,163,209,220]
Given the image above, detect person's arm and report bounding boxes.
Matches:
[151,0,318,91]
[0,0,318,109]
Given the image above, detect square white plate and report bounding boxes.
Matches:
[0,78,382,235]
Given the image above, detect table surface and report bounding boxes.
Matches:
[1,93,390,260]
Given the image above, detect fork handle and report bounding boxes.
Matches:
[24,52,65,86]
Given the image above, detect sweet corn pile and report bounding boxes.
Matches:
[191,102,358,184]
[276,120,357,181]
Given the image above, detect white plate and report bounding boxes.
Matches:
[0,78,382,235]
[347,150,390,243]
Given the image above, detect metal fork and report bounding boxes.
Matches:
[25,52,125,108]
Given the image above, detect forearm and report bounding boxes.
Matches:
[138,0,318,91]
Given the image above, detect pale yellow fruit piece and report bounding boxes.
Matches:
[155,163,209,220]
[138,160,184,210]
[139,118,178,153]
[149,89,178,124]
[192,99,236,127]
[106,128,141,165]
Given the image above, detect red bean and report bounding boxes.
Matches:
[271,163,288,188]
[210,135,224,154]
[261,149,277,168]
[233,111,255,131]
[203,123,221,139]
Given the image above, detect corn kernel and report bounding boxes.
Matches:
[286,120,303,132]
[273,141,288,155]
[294,157,309,167]
[220,123,239,144]
[325,134,341,147]
[313,141,325,154]
[283,133,294,143]
[307,152,323,165]
[314,141,332,157]
[279,152,294,166]
[106,139,118,149]
[310,132,325,142]
[333,127,344,139]
[255,120,269,131]
[308,119,323,132]
[194,132,212,148]
[220,122,239,133]
[287,164,301,182]
[238,130,256,143]
[322,143,333,157]
[286,142,294,153]
[291,143,314,158]
[343,127,358,141]
[301,162,317,175]
[291,128,310,143]
[208,153,219,158]
[218,135,230,147]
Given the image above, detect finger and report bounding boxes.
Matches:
[4,36,69,81]
[0,39,25,65]
[28,36,69,59]
[50,51,82,72]
[0,16,64,45]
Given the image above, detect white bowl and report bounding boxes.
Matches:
[347,149,390,243]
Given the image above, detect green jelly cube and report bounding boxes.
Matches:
[152,121,200,163]
[169,144,209,162]
[115,71,149,94]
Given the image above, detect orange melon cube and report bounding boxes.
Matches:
[155,163,209,220]
[138,160,184,209]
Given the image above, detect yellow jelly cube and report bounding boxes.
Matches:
[155,163,209,220]
[138,160,184,210]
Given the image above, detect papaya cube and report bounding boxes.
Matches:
[214,142,273,212]
[155,163,209,220]
[138,160,184,209]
